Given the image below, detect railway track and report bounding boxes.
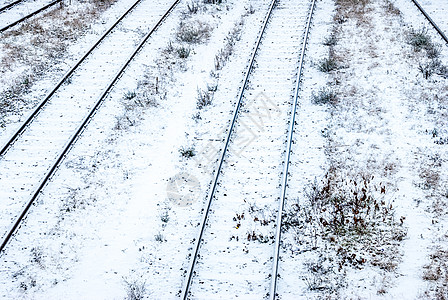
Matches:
[0,0,23,13]
[180,0,316,298]
[0,0,62,32]
[410,0,448,44]
[0,0,180,253]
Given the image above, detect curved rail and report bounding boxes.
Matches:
[0,0,62,32]
[0,0,180,254]
[0,0,144,157]
[269,0,316,299]
[179,0,278,298]
[0,0,23,13]
[410,0,448,45]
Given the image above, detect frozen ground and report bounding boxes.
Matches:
[0,0,447,299]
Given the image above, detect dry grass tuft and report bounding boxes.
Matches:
[422,248,448,299]
[335,0,372,26]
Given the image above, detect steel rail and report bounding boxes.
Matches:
[0,0,144,158]
[269,0,316,299]
[179,0,278,299]
[0,0,181,254]
[0,0,23,13]
[410,0,448,45]
[0,0,62,32]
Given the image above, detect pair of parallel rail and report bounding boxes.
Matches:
[0,0,181,251]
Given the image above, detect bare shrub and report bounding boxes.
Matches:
[136,71,166,106]
[422,249,448,298]
[283,169,407,286]
[247,4,255,14]
[323,34,338,46]
[176,46,191,58]
[304,174,392,237]
[61,187,84,213]
[165,41,175,54]
[196,88,213,109]
[418,157,441,190]
[246,230,271,243]
[122,91,156,111]
[311,87,338,105]
[124,90,137,100]
[426,43,441,59]
[437,64,448,79]
[192,112,202,122]
[214,19,244,70]
[155,233,165,242]
[418,59,442,79]
[19,277,37,291]
[0,75,35,124]
[114,115,134,131]
[114,70,163,131]
[406,28,432,52]
[406,28,447,79]
[408,28,442,55]
[160,210,170,224]
[89,0,115,10]
[230,203,275,245]
[303,254,345,291]
[179,146,196,158]
[186,0,200,13]
[207,83,218,92]
[123,278,146,300]
[176,20,212,44]
[317,57,338,72]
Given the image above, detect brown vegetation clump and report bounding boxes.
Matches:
[422,248,448,299]
[334,0,373,27]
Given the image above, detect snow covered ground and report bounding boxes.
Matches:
[0,0,447,299]
[0,0,56,30]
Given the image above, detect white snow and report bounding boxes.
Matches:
[0,0,447,298]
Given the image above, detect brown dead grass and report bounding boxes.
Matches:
[335,0,373,26]
[422,248,448,299]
